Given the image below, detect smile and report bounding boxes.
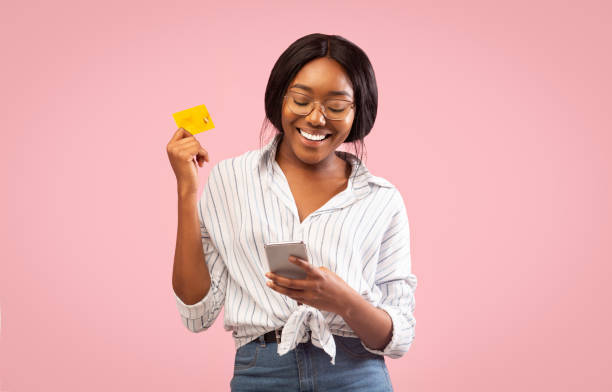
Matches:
[297,128,331,142]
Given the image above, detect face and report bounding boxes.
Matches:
[279,57,355,167]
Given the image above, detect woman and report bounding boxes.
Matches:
[168,33,417,391]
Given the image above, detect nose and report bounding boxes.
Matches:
[306,103,326,127]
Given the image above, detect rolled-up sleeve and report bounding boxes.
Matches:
[362,190,417,357]
[174,165,228,333]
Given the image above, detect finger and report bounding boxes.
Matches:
[171,141,198,158]
[265,272,309,290]
[170,128,192,142]
[266,281,304,301]
[174,136,197,147]
[167,139,196,157]
[196,155,205,167]
[181,144,205,162]
[195,150,209,166]
[198,147,209,163]
[288,256,320,277]
[175,140,209,164]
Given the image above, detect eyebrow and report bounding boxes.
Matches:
[289,83,352,98]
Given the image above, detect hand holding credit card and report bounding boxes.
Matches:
[172,104,215,135]
[170,104,215,177]
[167,105,213,193]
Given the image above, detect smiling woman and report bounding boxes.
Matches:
[262,34,378,172]
[168,33,417,392]
[276,57,355,168]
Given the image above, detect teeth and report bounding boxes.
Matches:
[298,128,326,141]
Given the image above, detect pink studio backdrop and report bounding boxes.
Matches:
[1,0,610,391]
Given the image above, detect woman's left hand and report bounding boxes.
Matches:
[265,256,356,315]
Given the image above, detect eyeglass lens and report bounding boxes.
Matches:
[286,92,353,120]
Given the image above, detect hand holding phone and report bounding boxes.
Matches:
[263,241,309,279]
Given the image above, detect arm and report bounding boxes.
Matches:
[172,190,211,305]
[339,290,393,351]
[352,190,417,357]
[172,167,228,332]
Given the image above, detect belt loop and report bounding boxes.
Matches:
[258,334,266,347]
[275,329,281,344]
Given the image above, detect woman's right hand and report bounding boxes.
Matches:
[166,128,210,194]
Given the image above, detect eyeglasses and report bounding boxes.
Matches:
[283,91,355,121]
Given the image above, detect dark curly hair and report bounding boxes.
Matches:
[260,33,378,171]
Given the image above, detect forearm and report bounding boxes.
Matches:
[172,190,211,305]
[340,290,393,351]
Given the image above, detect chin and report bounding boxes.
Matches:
[293,147,327,165]
[291,137,334,165]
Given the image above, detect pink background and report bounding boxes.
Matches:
[1,0,610,390]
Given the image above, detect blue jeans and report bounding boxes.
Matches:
[230,334,393,391]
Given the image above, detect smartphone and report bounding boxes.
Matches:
[264,240,309,279]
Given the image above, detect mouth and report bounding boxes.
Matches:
[296,127,332,145]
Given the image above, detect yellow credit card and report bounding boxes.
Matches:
[172,104,215,135]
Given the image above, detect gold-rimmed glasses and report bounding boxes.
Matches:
[283,90,355,121]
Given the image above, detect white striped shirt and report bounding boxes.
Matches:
[173,133,417,364]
